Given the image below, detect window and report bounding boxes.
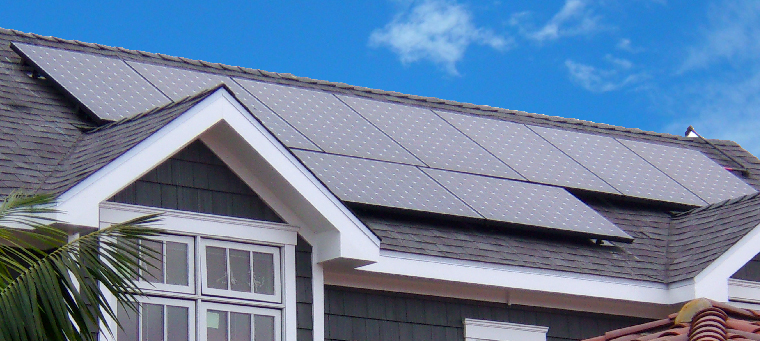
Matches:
[200,239,281,303]
[117,235,283,341]
[464,318,548,341]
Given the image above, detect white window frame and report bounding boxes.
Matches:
[199,301,282,341]
[200,239,282,303]
[121,296,197,341]
[100,203,298,341]
[464,318,548,341]
[135,234,196,295]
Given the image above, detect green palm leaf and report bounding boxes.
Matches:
[0,191,162,341]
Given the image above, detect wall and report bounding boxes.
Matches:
[325,286,650,341]
[732,253,760,281]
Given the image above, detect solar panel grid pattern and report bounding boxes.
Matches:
[530,125,707,206]
[237,80,422,164]
[338,95,525,180]
[125,61,320,150]
[618,138,758,204]
[423,168,633,241]
[437,110,620,194]
[292,150,481,218]
[14,43,170,121]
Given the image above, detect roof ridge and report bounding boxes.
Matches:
[0,27,709,143]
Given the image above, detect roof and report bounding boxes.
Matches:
[584,298,760,341]
[2,27,760,284]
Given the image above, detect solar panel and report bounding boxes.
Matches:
[339,95,524,180]
[530,126,706,206]
[13,43,170,121]
[423,168,633,241]
[123,61,320,150]
[292,150,481,218]
[618,138,757,203]
[236,79,422,164]
[437,110,619,194]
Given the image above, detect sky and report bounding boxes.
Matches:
[3,0,760,155]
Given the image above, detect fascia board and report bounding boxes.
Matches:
[358,250,697,304]
[55,88,379,264]
[693,221,760,301]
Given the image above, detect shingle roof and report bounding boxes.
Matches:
[37,85,224,195]
[2,27,760,284]
[584,298,760,341]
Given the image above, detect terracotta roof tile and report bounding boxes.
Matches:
[584,300,760,341]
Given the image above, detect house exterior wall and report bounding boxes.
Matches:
[108,139,314,340]
[324,286,650,341]
[732,253,760,281]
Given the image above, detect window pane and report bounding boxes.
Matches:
[142,240,165,283]
[252,252,274,295]
[207,310,228,341]
[254,315,275,341]
[167,306,189,341]
[166,242,189,286]
[142,304,165,341]
[118,238,139,281]
[206,247,228,289]
[229,249,251,292]
[230,312,251,341]
[117,302,138,341]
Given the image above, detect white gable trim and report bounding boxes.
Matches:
[55,88,379,265]
[693,221,760,301]
[356,250,697,305]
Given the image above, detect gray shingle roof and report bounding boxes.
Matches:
[2,27,760,284]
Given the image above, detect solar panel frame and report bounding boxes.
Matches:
[530,125,707,206]
[437,110,620,194]
[618,138,757,203]
[293,150,482,218]
[124,61,320,150]
[423,168,633,242]
[236,80,423,165]
[338,95,525,180]
[13,43,171,121]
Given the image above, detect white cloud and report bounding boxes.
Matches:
[680,0,760,72]
[565,57,645,93]
[512,0,604,42]
[661,0,760,155]
[616,38,643,53]
[664,70,760,155]
[370,0,512,75]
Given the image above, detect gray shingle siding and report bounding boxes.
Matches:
[296,237,314,341]
[325,286,650,341]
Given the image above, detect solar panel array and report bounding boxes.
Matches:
[15,42,760,242]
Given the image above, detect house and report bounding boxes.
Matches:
[3,27,760,341]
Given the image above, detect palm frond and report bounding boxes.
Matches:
[0,191,163,341]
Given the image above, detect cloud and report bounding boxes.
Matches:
[370,0,512,75]
[660,0,760,155]
[616,38,643,53]
[680,1,760,72]
[512,0,604,42]
[664,70,760,155]
[565,56,645,93]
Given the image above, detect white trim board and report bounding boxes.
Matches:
[464,319,548,341]
[54,87,379,265]
[354,250,699,306]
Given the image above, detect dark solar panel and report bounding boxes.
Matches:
[124,61,320,150]
[423,168,633,241]
[293,150,481,218]
[339,95,524,180]
[437,110,619,194]
[236,80,422,164]
[619,138,757,203]
[13,43,170,121]
[531,126,706,206]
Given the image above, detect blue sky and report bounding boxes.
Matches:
[4,1,760,154]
